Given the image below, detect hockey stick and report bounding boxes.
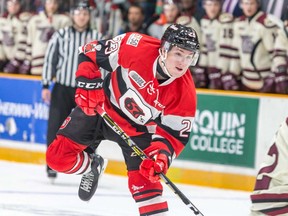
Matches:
[95,105,204,216]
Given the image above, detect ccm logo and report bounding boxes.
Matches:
[77,81,103,89]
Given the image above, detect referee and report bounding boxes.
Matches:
[41,0,103,181]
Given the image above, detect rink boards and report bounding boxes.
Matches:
[1,74,288,191]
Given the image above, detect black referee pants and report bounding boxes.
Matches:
[46,83,76,147]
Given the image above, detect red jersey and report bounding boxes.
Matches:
[76,32,197,157]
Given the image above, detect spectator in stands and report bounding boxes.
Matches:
[223,0,281,93]
[56,0,71,13]
[0,0,32,74]
[179,0,205,22]
[131,0,157,23]
[271,25,288,94]
[260,0,288,21]
[195,0,234,89]
[22,0,71,75]
[0,0,5,17]
[41,0,103,180]
[21,0,44,13]
[176,1,201,43]
[118,3,146,34]
[222,0,243,17]
[100,0,126,37]
[148,1,181,39]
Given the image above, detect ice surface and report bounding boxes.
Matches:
[0,160,251,216]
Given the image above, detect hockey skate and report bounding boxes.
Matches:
[78,154,108,201]
[47,166,57,184]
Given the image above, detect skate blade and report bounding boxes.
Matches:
[101,159,108,176]
[48,177,56,184]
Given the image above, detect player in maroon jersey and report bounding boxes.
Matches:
[46,23,200,215]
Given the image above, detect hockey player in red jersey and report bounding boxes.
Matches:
[46,23,200,215]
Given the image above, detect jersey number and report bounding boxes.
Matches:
[254,143,279,190]
[223,29,233,39]
[180,120,192,138]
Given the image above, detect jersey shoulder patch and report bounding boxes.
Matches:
[126,33,143,47]
[219,13,234,23]
[263,17,278,28]
[256,13,277,28]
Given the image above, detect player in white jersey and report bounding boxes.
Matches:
[195,0,234,89]
[23,0,71,75]
[224,0,281,92]
[251,116,288,215]
[0,0,32,73]
[272,26,288,94]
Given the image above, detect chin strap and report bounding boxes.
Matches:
[159,49,172,78]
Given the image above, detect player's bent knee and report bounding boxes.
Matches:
[46,135,87,173]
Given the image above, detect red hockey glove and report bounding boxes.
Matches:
[139,143,172,183]
[75,76,105,116]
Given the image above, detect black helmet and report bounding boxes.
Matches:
[71,0,90,14]
[161,24,200,52]
[161,24,200,66]
[203,0,224,4]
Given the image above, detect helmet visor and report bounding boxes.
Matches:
[165,42,200,66]
[189,50,200,66]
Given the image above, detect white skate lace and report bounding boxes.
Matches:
[80,172,94,193]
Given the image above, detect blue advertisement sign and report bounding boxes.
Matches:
[0,76,49,144]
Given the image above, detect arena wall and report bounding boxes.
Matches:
[1,74,288,191]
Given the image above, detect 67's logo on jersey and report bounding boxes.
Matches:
[119,89,152,125]
[124,97,145,121]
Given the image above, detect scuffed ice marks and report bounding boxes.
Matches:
[0,204,102,216]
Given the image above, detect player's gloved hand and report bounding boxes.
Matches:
[260,75,275,93]
[75,76,105,116]
[139,143,172,183]
[18,60,31,75]
[221,73,240,90]
[208,68,222,89]
[274,66,287,94]
[3,59,21,73]
[193,67,208,88]
[0,60,6,70]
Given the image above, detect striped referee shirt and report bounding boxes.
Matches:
[42,26,102,88]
